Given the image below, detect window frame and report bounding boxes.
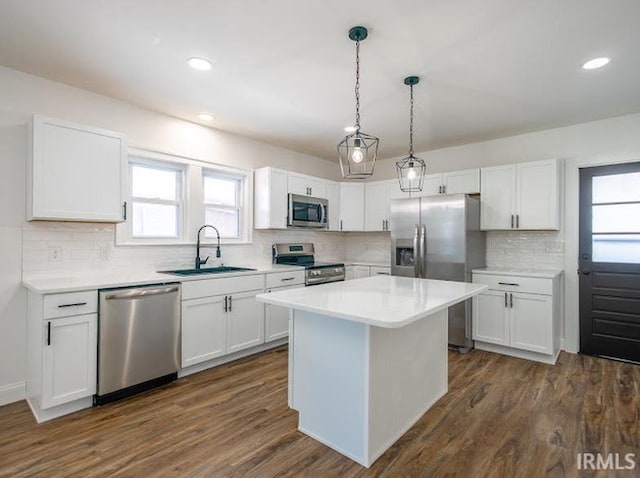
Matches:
[202,170,243,240]
[128,158,185,241]
[116,148,253,246]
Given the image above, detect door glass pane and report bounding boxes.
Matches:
[205,207,239,238]
[132,202,178,237]
[204,176,237,206]
[593,234,640,263]
[592,172,640,204]
[132,164,177,200]
[592,204,640,233]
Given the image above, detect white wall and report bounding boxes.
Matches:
[0,65,347,404]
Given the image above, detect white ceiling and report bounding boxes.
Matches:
[1,0,639,161]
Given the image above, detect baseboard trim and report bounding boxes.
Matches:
[475,342,559,365]
[0,381,25,406]
[179,338,288,378]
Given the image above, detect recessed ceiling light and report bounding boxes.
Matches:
[582,57,610,70]
[344,126,357,133]
[198,113,214,121]
[187,57,213,71]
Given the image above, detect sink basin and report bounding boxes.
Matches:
[159,266,257,276]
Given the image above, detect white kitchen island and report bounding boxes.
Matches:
[256,275,487,467]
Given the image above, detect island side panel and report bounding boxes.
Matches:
[292,310,368,465]
[367,309,448,465]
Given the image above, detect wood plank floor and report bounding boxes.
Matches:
[1,347,639,477]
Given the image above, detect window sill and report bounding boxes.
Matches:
[115,240,253,247]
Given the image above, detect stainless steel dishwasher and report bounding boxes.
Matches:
[95,283,181,405]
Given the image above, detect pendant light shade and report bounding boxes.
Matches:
[338,26,379,179]
[396,76,426,192]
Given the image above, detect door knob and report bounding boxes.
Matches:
[580,269,591,275]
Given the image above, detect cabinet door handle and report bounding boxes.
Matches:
[498,282,519,287]
[310,187,312,196]
[228,295,232,312]
[57,302,87,308]
[443,185,446,194]
[122,201,127,221]
[516,214,520,228]
[510,293,513,308]
[224,295,228,312]
[281,277,295,282]
[340,220,343,231]
[504,292,508,308]
[47,321,51,346]
[511,214,514,228]
[438,185,442,194]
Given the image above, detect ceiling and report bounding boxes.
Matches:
[1,0,639,161]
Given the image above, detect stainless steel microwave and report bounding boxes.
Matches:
[288,194,328,229]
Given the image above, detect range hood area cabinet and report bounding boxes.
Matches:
[254,167,340,230]
[480,158,560,231]
[27,115,127,222]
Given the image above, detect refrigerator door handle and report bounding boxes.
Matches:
[420,225,427,278]
[413,225,420,277]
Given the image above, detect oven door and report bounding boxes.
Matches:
[288,194,328,228]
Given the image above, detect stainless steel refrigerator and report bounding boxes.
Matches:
[390,194,485,352]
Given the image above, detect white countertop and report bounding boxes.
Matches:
[256,275,487,329]
[472,267,563,279]
[23,264,304,294]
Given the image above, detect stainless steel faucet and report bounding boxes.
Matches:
[195,225,221,269]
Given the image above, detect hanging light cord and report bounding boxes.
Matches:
[354,39,361,130]
[409,84,414,156]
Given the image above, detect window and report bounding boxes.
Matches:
[129,160,183,238]
[591,171,640,263]
[117,148,252,245]
[203,172,242,239]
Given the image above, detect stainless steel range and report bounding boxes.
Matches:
[273,243,345,286]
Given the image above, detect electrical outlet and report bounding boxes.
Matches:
[48,246,63,262]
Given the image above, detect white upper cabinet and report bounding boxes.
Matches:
[443,169,481,195]
[254,167,288,229]
[516,159,560,230]
[364,181,390,231]
[288,172,326,198]
[416,174,443,197]
[388,178,410,200]
[28,115,126,222]
[325,180,341,231]
[481,159,559,230]
[339,183,365,231]
[414,169,480,197]
[480,164,516,230]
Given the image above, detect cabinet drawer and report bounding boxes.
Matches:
[43,290,98,319]
[473,274,552,295]
[182,273,264,300]
[265,270,305,288]
[369,266,391,276]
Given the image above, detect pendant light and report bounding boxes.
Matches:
[396,76,426,192]
[338,26,379,179]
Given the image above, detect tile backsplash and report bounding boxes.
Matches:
[22,223,565,278]
[343,230,565,271]
[22,222,345,278]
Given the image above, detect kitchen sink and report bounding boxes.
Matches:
[158,266,257,276]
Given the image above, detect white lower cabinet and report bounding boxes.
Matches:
[42,314,98,409]
[264,271,305,342]
[181,295,227,367]
[472,270,562,364]
[181,278,265,368]
[27,290,98,422]
[227,291,265,353]
[345,265,391,280]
